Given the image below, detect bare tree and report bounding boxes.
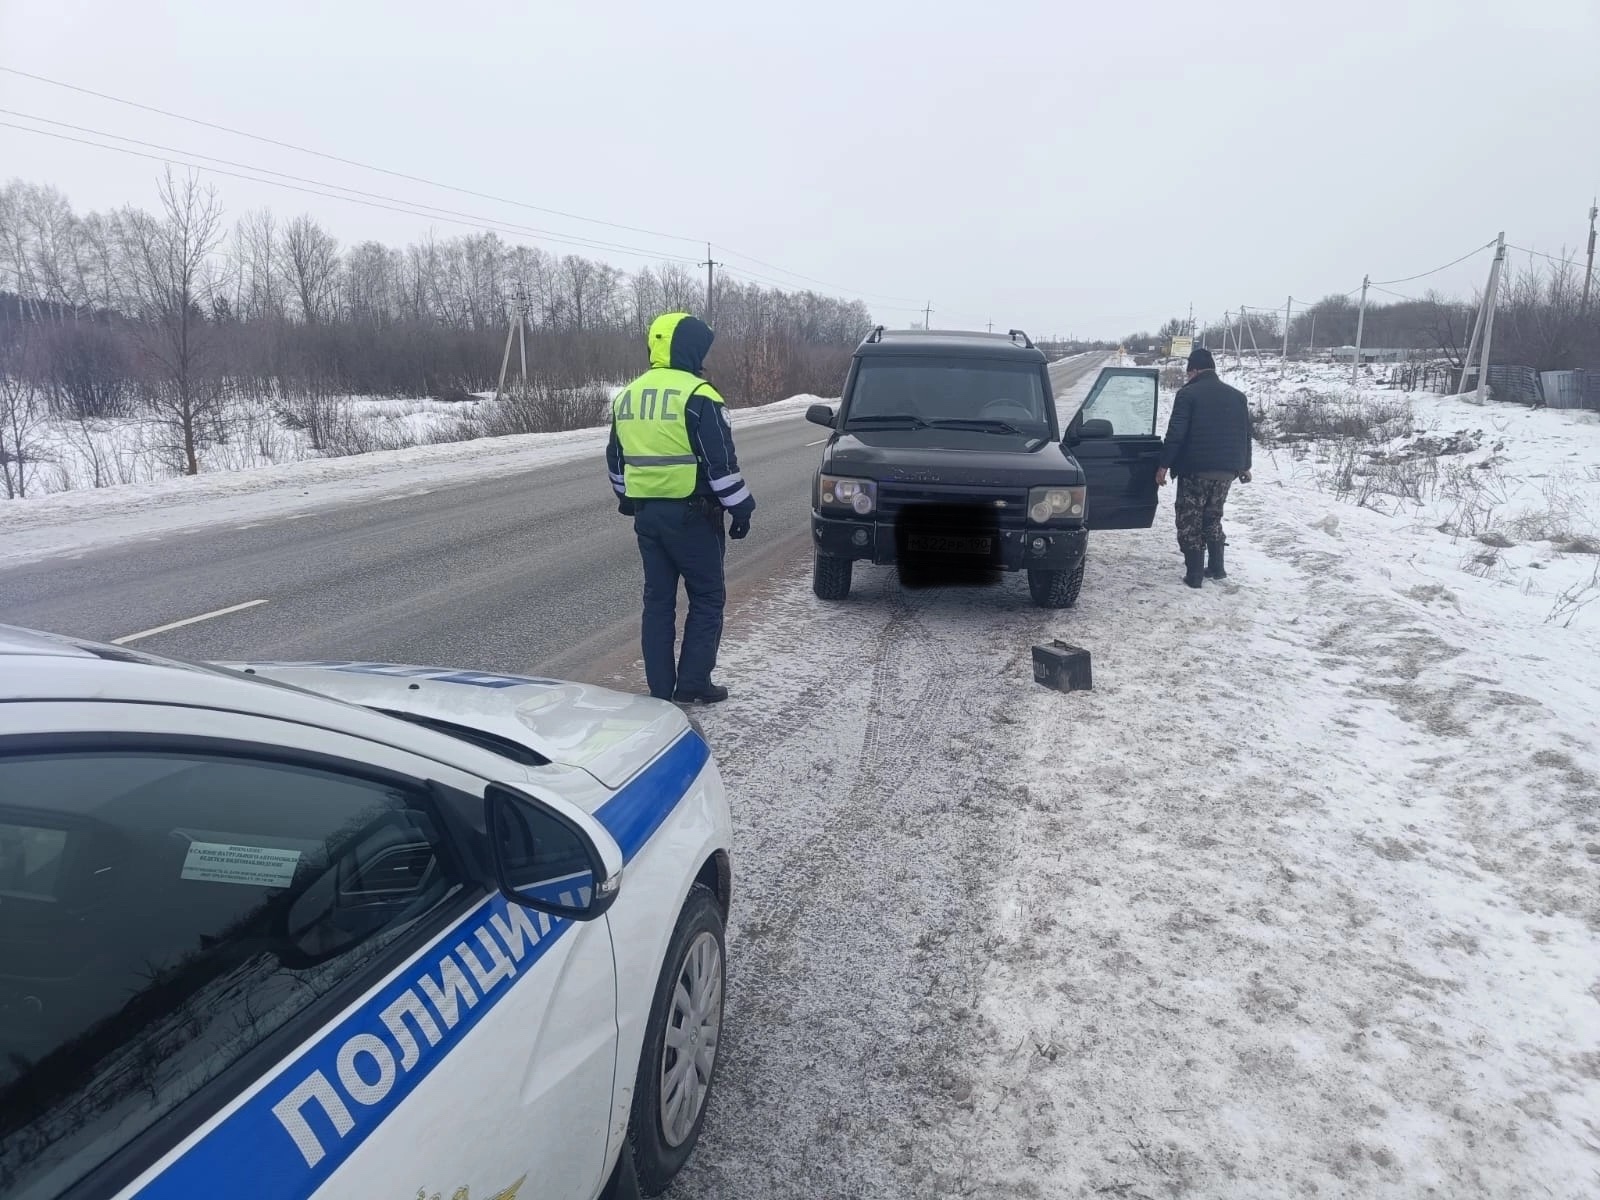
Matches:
[278,214,340,324]
[119,170,226,475]
[0,330,45,497]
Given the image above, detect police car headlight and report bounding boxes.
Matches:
[1028,486,1086,523]
[820,475,877,515]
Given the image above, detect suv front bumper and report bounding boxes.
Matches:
[812,514,1087,570]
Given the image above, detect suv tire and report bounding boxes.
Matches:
[629,885,726,1195]
[1028,554,1085,609]
[813,553,853,602]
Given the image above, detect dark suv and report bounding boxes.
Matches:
[806,328,1163,607]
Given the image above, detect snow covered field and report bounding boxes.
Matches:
[663,362,1600,1198]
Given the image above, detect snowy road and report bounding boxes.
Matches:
[0,413,825,679]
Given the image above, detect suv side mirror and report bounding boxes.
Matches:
[1077,418,1114,440]
[485,785,621,921]
[806,403,837,429]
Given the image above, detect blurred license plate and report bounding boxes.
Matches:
[908,534,991,555]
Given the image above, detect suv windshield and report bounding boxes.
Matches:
[845,357,1050,434]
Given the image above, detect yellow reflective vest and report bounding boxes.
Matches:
[611,368,725,499]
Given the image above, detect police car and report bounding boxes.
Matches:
[0,625,732,1200]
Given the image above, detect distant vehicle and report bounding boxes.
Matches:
[0,626,731,1200]
[806,329,1162,608]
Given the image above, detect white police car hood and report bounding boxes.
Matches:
[224,660,689,791]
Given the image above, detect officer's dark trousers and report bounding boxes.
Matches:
[632,498,727,700]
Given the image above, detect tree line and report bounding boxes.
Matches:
[0,172,875,486]
[1127,265,1598,372]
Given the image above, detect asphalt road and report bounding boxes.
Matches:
[0,353,1105,684]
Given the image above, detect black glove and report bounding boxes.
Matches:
[729,515,750,540]
[617,497,636,516]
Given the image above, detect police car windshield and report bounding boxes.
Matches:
[845,357,1049,432]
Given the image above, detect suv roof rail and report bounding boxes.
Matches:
[862,325,885,344]
[1008,329,1035,349]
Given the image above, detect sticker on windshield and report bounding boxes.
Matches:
[181,841,302,887]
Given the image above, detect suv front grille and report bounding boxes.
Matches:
[877,483,1030,528]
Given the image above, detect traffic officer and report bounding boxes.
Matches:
[606,312,755,704]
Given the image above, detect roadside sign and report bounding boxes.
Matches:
[1169,336,1193,360]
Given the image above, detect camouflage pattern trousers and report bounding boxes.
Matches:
[1174,475,1233,553]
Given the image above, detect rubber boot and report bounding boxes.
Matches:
[1183,549,1205,589]
[1205,540,1227,580]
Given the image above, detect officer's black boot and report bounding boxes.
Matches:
[1205,540,1226,579]
[1183,549,1205,589]
[674,682,730,705]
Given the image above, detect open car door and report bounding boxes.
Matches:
[1063,366,1163,529]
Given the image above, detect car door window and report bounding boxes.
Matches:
[0,749,469,1200]
[1078,372,1158,436]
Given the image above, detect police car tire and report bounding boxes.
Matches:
[629,884,726,1195]
[813,552,852,601]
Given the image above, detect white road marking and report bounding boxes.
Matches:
[112,599,269,645]
[806,438,827,447]
[236,522,261,530]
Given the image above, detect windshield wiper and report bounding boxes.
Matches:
[927,418,1030,435]
[845,413,930,430]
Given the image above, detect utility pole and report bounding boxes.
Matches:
[516,286,528,387]
[986,320,994,333]
[1308,309,1317,356]
[699,243,722,324]
[1350,276,1369,388]
[1244,308,1265,366]
[1583,200,1597,315]
[1282,295,1292,368]
[493,290,529,402]
[1473,236,1508,404]
[1187,301,1194,336]
[923,301,934,330]
[1233,308,1244,365]
[1457,232,1504,397]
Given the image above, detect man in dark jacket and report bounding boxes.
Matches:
[607,312,755,704]
[1156,348,1253,588]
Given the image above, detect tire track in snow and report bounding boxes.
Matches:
[668,565,1044,1199]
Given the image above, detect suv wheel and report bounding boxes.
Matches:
[629,885,725,1195]
[813,553,853,601]
[1028,553,1085,609]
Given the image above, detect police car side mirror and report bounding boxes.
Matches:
[485,785,623,922]
[806,403,837,429]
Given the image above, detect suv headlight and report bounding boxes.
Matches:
[1028,486,1086,523]
[819,475,877,515]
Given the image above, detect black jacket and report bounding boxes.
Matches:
[1160,370,1253,476]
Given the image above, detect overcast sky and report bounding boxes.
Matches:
[2,0,1597,338]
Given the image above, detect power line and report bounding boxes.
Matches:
[1370,238,1497,286]
[0,118,706,268]
[0,63,707,249]
[1508,243,1594,271]
[1370,284,1422,303]
[0,63,944,318]
[0,109,705,265]
[714,246,927,309]
[4,115,983,323]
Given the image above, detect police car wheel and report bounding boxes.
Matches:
[629,884,726,1195]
